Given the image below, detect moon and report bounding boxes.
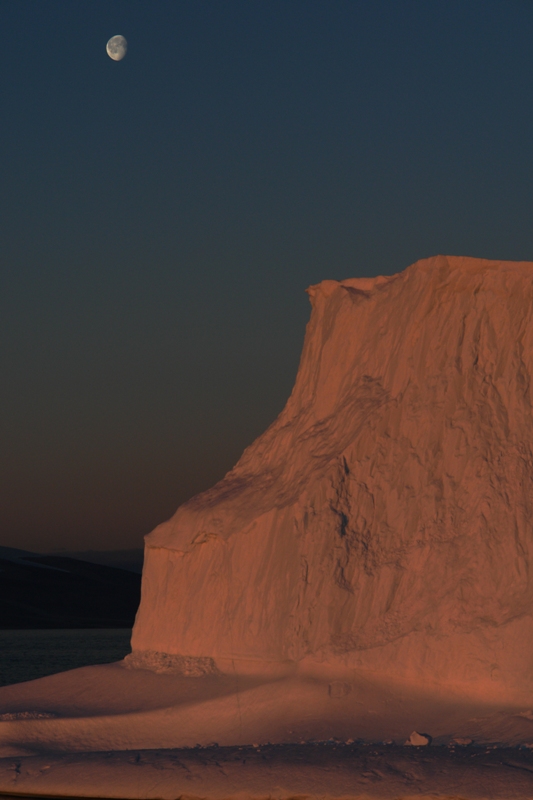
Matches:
[106,35,127,61]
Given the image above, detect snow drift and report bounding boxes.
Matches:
[132,255,533,699]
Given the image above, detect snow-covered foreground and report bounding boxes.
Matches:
[1,742,533,798]
[3,660,533,754]
[1,660,533,796]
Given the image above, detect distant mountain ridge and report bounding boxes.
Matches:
[49,548,144,574]
[0,548,141,629]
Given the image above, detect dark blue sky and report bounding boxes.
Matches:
[1,0,533,551]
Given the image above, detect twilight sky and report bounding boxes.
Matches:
[1,0,533,552]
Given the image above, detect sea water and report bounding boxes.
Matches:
[0,629,132,687]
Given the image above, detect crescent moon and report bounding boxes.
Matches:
[106,35,127,61]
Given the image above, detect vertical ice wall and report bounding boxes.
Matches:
[131,255,533,695]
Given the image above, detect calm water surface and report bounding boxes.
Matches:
[0,629,132,687]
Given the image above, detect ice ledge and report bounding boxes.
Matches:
[123,650,219,677]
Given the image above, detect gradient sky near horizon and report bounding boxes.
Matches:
[1,0,533,552]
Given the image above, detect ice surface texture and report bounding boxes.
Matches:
[123,650,218,676]
[133,255,533,700]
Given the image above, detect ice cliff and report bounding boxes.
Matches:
[132,255,533,698]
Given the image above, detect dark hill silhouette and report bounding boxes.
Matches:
[52,548,144,573]
[0,548,140,629]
